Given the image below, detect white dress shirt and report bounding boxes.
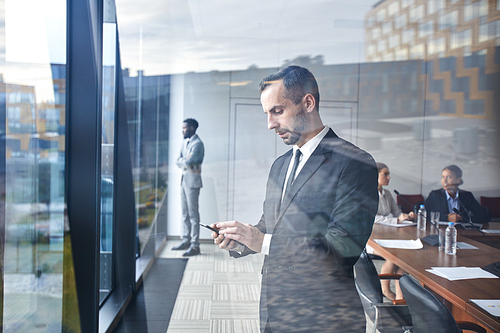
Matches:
[374,188,402,225]
[260,125,330,255]
[446,190,460,214]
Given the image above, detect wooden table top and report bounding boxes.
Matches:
[367,223,500,332]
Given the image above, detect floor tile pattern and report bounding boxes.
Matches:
[161,240,263,333]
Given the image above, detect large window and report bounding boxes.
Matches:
[114,0,500,243]
[113,0,500,329]
[2,0,69,331]
[99,16,117,304]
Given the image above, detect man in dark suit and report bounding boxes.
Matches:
[424,165,489,223]
[173,118,205,256]
[211,66,378,332]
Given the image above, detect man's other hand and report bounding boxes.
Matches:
[210,223,237,250]
[216,221,264,253]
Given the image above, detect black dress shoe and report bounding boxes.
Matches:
[172,242,191,251]
[182,246,200,257]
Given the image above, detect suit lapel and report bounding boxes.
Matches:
[277,144,329,221]
[269,152,291,233]
[185,134,199,156]
[183,136,192,156]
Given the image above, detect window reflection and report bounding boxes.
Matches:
[1,0,73,329]
[99,21,117,305]
[114,0,500,329]
[3,33,67,333]
[115,0,500,239]
[122,72,169,256]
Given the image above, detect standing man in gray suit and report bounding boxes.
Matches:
[173,118,205,256]
[211,66,378,332]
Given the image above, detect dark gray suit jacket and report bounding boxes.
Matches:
[233,129,378,332]
[424,188,489,223]
[176,134,204,188]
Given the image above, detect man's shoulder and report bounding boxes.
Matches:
[428,188,445,197]
[321,133,376,170]
[191,134,204,145]
[458,189,474,197]
[321,131,370,157]
[273,149,292,165]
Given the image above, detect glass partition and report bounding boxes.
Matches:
[116,0,499,236]
[115,0,500,329]
[122,71,169,257]
[2,0,69,330]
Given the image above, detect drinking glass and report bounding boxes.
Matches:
[438,228,445,251]
[431,211,440,228]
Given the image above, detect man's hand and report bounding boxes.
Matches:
[448,213,462,222]
[209,223,238,250]
[216,221,265,253]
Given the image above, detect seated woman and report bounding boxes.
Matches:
[372,162,415,300]
[424,165,489,223]
[375,162,415,225]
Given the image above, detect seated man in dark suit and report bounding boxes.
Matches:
[424,164,489,223]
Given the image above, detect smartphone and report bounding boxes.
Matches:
[200,223,243,245]
[200,223,219,235]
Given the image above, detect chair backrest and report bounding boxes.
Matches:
[397,194,425,214]
[354,251,384,322]
[480,196,500,219]
[399,274,461,333]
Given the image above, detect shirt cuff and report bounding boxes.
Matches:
[230,243,245,255]
[260,234,272,255]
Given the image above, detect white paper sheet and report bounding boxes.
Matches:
[456,242,479,250]
[438,221,484,229]
[374,238,423,249]
[470,299,500,317]
[481,229,500,234]
[376,221,417,228]
[426,267,499,281]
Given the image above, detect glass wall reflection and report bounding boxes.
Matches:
[114,0,500,328]
[2,0,70,331]
[122,72,169,255]
[116,0,499,240]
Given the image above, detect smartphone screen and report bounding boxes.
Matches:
[200,223,219,234]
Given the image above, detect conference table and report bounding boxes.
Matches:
[367,223,500,333]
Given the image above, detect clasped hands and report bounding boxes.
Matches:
[209,221,264,253]
[447,213,462,222]
[398,211,416,223]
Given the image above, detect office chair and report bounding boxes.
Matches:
[480,196,500,220]
[354,251,412,333]
[396,194,424,214]
[399,274,486,333]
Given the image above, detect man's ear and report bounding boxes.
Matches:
[303,94,316,113]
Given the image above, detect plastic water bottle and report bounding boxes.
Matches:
[417,204,427,231]
[445,222,457,255]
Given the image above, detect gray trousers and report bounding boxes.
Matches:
[180,184,200,247]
